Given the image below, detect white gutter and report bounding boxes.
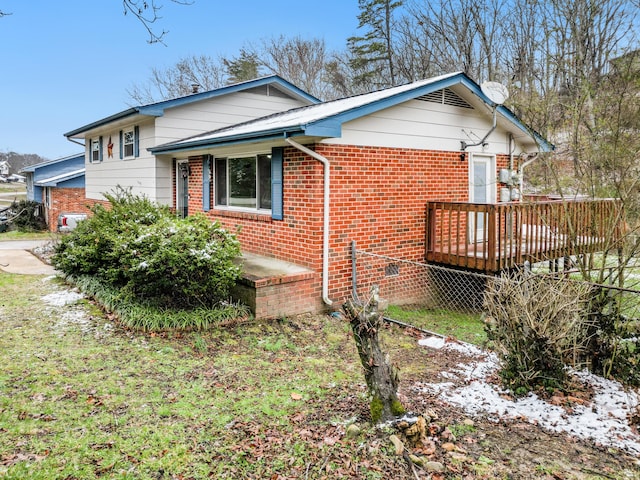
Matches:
[285,137,333,306]
[66,137,86,149]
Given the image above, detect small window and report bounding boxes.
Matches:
[119,126,139,159]
[123,128,135,158]
[91,137,102,163]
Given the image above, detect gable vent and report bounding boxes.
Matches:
[244,84,294,100]
[417,88,473,109]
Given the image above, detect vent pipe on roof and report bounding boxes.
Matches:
[284,137,333,306]
[191,84,201,94]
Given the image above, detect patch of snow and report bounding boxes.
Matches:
[53,309,92,335]
[417,340,640,455]
[418,336,446,349]
[41,290,83,306]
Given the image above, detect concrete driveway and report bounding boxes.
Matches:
[0,240,57,275]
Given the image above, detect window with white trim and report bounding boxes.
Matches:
[215,154,272,211]
[119,126,139,159]
[90,137,102,163]
[123,128,135,158]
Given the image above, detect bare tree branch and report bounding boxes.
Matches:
[127,54,227,104]
[122,0,192,45]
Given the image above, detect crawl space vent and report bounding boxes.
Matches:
[417,88,473,109]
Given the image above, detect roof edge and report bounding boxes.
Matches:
[64,108,140,138]
[20,153,85,173]
[64,75,320,139]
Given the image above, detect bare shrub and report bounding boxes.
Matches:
[484,271,593,394]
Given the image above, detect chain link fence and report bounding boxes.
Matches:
[352,243,640,332]
[352,246,492,313]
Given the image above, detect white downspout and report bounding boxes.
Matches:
[518,153,539,202]
[285,137,333,306]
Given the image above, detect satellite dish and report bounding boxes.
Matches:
[481,81,509,105]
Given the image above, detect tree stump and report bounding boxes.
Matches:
[343,286,405,423]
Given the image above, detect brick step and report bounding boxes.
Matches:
[231,252,324,319]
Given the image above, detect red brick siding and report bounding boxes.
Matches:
[46,187,97,232]
[185,145,509,312]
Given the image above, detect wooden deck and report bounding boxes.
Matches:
[425,199,624,272]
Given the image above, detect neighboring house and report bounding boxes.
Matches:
[63,76,319,210]
[148,71,620,318]
[21,154,86,231]
[0,160,10,176]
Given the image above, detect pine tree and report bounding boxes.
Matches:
[223,49,261,84]
[347,0,403,89]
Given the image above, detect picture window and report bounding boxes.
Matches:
[215,154,272,211]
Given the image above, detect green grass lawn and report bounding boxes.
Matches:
[0,230,59,241]
[0,183,26,207]
[0,183,26,194]
[1,273,636,479]
[385,305,486,345]
[0,273,409,479]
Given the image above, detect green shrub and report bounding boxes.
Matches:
[121,214,241,308]
[6,200,47,232]
[53,188,242,310]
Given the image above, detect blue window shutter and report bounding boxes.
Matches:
[134,126,140,157]
[271,147,284,220]
[98,136,103,162]
[119,130,123,159]
[203,155,211,212]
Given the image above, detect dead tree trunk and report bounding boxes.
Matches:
[343,287,405,424]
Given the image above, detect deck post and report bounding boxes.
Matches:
[487,204,497,272]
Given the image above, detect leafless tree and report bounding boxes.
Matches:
[406,0,509,83]
[248,36,338,101]
[127,54,227,104]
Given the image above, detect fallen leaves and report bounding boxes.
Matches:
[1,452,48,467]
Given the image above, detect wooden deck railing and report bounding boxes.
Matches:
[425,199,624,272]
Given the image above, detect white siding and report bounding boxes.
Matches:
[85,90,308,205]
[84,120,163,202]
[155,91,306,145]
[326,99,534,155]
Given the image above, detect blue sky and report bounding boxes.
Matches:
[0,0,360,160]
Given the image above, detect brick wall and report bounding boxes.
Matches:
[184,145,509,313]
[46,187,96,232]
